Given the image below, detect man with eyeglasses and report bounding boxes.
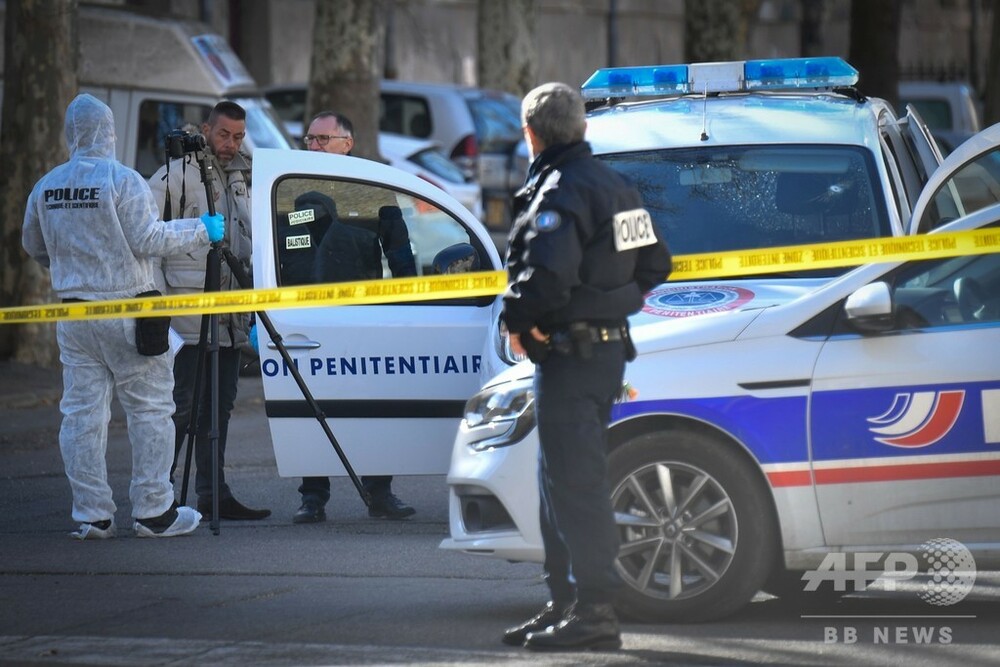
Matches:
[290,111,417,524]
[302,112,355,153]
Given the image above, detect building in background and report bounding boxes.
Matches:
[116,0,993,102]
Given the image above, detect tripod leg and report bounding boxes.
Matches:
[178,314,210,506]
[255,311,372,508]
[207,247,222,536]
[220,247,373,508]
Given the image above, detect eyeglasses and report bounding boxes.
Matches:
[303,134,351,146]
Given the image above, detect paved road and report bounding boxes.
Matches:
[1,366,998,666]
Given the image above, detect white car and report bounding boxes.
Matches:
[379,132,483,222]
[440,130,1000,622]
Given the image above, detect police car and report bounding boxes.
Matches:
[438,135,1000,622]
[249,58,999,619]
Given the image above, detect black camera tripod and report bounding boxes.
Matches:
[173,148,371,535]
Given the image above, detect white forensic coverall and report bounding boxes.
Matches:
[22,94,211,534]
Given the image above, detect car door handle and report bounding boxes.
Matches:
[737,379,810,390]
[267,340,320,350]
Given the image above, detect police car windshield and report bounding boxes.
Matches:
[599,144,892,277]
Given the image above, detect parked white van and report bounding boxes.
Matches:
[0,3,294,175]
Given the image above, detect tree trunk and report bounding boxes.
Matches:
[984,2,1000,127]
[800,0,826,57]
[0,0,78,366]
[307,0,386,161]
[684,0,747,63]
[848,0,901,111]
[477,0,536,96]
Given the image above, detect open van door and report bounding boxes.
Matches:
[252,149,502,477]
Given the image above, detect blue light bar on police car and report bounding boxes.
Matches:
[580,65,690,99]
[581,56,858,100]
[743,57,858,90]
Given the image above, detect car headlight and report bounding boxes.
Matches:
[463,377,535,451]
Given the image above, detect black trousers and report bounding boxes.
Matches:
[535,340,626,606]
[172,345,241,502]
[299,475,393,506]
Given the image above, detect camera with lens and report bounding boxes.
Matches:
[165,130,206,159]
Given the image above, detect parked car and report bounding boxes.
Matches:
[440,118,1000,622]
[379,132,483,221]
[264,80,526,229]
[444,202,1000,621]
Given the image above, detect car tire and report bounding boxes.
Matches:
[608,428,778,622]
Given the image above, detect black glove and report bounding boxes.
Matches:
[520,331,550,363]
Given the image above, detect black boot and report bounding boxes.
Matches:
[524,602,621,651]
[501,601,566,646]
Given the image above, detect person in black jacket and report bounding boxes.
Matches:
[500,82,672,651]
[291,112,416,523]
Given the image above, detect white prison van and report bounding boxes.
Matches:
[0,2,294,174]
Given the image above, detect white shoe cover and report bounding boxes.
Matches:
[134,506,201,538]
[71,519,117,540]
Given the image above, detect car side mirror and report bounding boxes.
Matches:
[844,281,894,333]
[431,243,481,275]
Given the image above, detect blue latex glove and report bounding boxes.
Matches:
[200,212,225,243]
[249,323,259,353]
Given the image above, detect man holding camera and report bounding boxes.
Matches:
[148,100,270,521]
[22,94,223,539]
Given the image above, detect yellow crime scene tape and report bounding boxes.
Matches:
[1,227,997,325]
[670,227,1000,280]
[0,272,508,325]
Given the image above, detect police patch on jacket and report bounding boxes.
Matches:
[613,208,656,251]
[533,210,562,232]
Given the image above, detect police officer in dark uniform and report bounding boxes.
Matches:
[500,82,672,651]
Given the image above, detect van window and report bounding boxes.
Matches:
[136,100,211,178]
[380,94,432,139]
[273,177,477,288]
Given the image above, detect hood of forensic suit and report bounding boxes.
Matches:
[65,93,116,161]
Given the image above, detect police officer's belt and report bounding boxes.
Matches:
[578,325,626,343]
